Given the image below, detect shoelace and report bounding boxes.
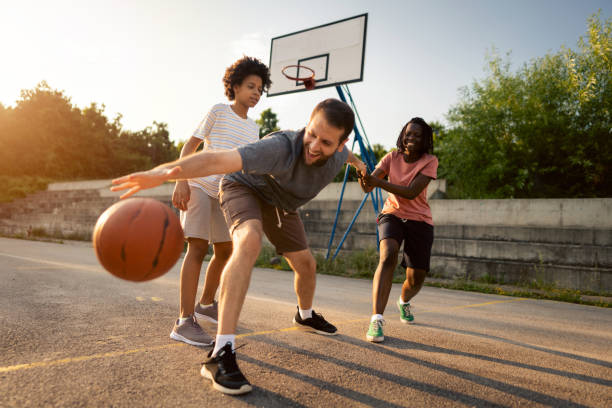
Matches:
[370,319,385,331]
[400,303,411,315]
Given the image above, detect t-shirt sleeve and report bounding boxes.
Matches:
[375,152,393,175]
[192,105,219,140]
[420,156,438,179]
[237,133,294,175]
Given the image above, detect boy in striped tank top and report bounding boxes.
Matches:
[170,57,271,346]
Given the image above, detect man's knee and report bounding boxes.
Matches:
[288,250,317,276]
[232,221,263,254]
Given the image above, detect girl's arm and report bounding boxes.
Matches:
[363,171,432,200]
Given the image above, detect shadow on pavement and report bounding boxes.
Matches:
[328,334,591,408]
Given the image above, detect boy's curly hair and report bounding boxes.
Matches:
[223,56,272,100]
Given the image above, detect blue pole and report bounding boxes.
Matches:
[325,154,353,260]
[332,191,370,260]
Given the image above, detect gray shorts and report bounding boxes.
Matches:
[219,179,308,254]
[180,185,231,243]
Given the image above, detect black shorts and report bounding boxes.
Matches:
[377,213,434,271]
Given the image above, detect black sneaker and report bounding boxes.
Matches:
[293,306,338,335]
[200,342,252,395]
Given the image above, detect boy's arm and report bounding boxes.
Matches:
[173,136,203,210]
[111,149,243,199]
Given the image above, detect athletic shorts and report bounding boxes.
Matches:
[219,179,309,254]
[377,213,434,271]
[180,185,231,243]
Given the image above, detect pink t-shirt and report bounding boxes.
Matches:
[376,151,438,225]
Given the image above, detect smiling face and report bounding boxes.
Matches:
[233,74,263,108]
[302,111,348,166]
[401,123,425,154]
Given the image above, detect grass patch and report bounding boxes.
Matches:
[254,245,611,308]
[0,175,52,203]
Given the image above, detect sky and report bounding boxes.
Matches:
[1,0,609,151]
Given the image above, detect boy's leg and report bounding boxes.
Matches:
[171,186,216,346]
[200,241,232,305]
[180,238,209,317]
[171,237,214,346]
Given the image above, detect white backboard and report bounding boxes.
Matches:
[267,13,367,97]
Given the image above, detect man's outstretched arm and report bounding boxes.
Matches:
[111,149,243,199]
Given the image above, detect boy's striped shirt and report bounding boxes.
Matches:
[189,103,259,197]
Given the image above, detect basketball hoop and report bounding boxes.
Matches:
[282,65,316,90]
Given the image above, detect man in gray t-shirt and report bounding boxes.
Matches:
[112,99,366,395]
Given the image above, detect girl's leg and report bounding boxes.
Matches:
[372,238,400,315]
[401,267,427,302]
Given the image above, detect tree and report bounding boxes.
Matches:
[0,82,180,180]
[437,12,611,198]
[256,108,280,138]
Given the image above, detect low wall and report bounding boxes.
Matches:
[1,180,611,293]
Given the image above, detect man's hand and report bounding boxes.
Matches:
[354,160,367,178]
[172,180,190,211]
[111,166,181,199]
[358,172,374,193]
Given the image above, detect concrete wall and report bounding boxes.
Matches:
[1,180,611,293]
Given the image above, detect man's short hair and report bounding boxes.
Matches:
[310,99,355,142]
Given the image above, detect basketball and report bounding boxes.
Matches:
[93,198,184,282]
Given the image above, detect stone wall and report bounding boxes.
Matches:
[1,180,610,293]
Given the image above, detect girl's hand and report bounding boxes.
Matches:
[111,166,182,199]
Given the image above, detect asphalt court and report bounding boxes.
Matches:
[1,237,611,407]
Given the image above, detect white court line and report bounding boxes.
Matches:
[0,252,102,273]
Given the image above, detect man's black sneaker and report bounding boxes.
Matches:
[293,306,338,335]
[200,342,252,395]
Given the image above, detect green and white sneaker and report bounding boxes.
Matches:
[397,300,414,324]
[366,318,385,342]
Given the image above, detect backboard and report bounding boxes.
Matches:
[267,13,368,97]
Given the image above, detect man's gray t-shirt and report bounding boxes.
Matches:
[224,129,349,212]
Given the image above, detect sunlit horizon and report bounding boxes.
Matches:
[1,0,609,149]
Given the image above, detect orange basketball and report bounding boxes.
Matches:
[93,198,184,282]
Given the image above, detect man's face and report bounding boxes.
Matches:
[303,112,348,166]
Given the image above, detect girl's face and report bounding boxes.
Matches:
[233,74,263,108]
[401,123,424,153]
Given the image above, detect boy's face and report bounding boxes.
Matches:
[303,111,348,166]
[233,74,263,107]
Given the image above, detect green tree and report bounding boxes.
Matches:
[256,108,280,138]
[437,12,611,198]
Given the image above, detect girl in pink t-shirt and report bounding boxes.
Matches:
[359,117,438,343]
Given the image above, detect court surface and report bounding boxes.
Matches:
[1,237,611,407]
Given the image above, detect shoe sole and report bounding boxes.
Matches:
[170,332,214,347]
[194,312,218,324]
[366,335,384,342]
[400,318,415,325]
[200,365,252,395]
[292,318,338,336]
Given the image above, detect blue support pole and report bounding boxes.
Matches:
[326,85,381,257]
[325,139,356,259]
